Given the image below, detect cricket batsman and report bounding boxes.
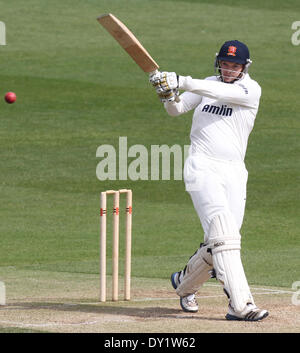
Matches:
[149,40,269,321]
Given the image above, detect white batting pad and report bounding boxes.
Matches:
[176,244,213,297]
[208,213,254,313]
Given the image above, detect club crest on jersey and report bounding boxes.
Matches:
[202,104,233,117]
[227,46,237,56]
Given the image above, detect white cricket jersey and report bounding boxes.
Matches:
[164,74,261,161]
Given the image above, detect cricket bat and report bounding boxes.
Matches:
[97,13,159,75]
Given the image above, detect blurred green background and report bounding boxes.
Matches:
[0,0,299,292]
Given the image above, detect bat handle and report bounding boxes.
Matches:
[149,69,159,77]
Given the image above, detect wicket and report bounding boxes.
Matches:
[100,189,132,302]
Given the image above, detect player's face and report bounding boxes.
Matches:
[219,61,244,82]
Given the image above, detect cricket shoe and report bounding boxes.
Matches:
[180,294,199,313]
[225,303,269,321]
[170,271,182,290]
[170,272,198,313]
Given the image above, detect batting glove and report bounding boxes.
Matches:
[149,71,179,93]
[157,89,179,103]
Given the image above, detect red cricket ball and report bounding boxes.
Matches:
[4,92,17,104]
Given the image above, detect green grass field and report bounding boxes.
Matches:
[0,0,299,333]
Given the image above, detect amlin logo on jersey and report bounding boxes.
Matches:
[202,104,233,117]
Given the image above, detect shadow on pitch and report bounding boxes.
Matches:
[8,301,226,322]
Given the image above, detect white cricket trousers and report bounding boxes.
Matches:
[184,153,248,242]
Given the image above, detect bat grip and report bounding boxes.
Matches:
[149,69,159,76]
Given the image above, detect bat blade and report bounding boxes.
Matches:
[97,13,159,74]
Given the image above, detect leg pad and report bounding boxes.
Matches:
[176,243,213,297]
